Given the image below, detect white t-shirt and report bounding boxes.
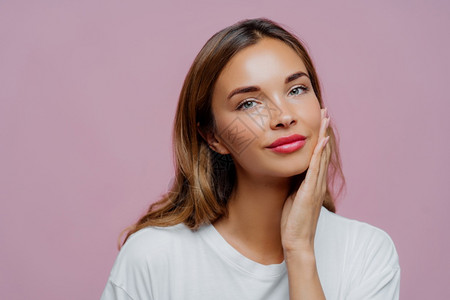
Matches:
[101,207,400,299]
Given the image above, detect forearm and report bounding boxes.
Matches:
[285,249,326,300]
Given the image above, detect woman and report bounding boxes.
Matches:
[101,18,400,299]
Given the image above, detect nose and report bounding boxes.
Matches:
[269,98,297,129]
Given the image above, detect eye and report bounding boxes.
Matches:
[288,85,309,96]
[236,99,258,111]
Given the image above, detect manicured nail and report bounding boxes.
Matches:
[324,107,328,118]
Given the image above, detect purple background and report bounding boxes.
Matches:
[1,1,449,299]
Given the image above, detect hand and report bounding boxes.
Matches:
[281,107,331,253]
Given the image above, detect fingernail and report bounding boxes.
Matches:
[324,107,328,118]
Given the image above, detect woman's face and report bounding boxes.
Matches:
[208,38,322,179]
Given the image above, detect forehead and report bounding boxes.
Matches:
[215,38,308,92]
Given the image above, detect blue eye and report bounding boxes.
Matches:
[237,100,258,111]
[289,86,308,96]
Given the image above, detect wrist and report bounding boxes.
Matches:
[283,240,315,254]
[284,247,316,264]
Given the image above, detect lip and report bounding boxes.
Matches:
[267,134,307,154]
[267,134,306,148]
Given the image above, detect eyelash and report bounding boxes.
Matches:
[236,85,309,111]
[289,85,309,96]
[236,99,259,111]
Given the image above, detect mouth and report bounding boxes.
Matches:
[267,134,307,154]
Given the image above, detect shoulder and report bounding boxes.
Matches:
[319,207,397,247]
[102,224,196,300]
[123,223,192,252]
[107,223,196,284]
[318,207,400,270]
[117,223,196,266]
[318,209,401,297]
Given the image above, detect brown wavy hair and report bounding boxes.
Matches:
[120,18,346,248]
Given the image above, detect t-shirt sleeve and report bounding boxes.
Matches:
[100,280,135,300]
[99,229,168,300]
[346,226,401,299]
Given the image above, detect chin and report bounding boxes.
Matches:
[269,165,309,178]
[282,158,309,174]
[236,151,311,179]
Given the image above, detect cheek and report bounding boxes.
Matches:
[300,100,322,132]
[295,101,322,153]
[215,114,260,156]
[311,113,322,135]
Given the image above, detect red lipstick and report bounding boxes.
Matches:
[267,134,306,154]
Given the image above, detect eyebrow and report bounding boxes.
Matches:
[285,71,309,84]
[227,71,310,100]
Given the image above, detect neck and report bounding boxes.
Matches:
[213,167,295,265]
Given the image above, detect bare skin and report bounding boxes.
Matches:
[199,38,331,299]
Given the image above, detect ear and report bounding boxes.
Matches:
[197,122,230,155]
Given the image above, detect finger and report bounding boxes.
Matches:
[317,135,331,194]
[316,114,331,189]
[319,108,328,139]
[302,113,329,190]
